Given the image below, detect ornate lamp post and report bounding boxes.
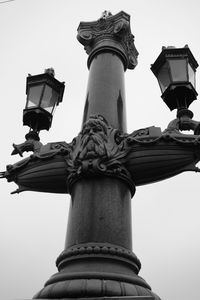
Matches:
[1,11,200,300]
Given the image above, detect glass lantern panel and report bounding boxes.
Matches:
[168,59,187,82]
[157,62,171,93]
[41,84,59,114]
[26,85,43,108]
[188,63,195,87]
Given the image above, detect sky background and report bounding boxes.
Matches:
[0,0,200,299]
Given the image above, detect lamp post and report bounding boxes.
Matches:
[1,11,200,300]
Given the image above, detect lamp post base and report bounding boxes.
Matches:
[32,244,161,300]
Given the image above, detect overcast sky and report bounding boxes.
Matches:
[1,0,200,299]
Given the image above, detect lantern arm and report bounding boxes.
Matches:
[2,115,200,195]
[123,122,200,186]
[0,140,73,194]
[164,116,200,135]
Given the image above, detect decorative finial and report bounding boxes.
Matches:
[45,67,55,77]
[100,10,112,19]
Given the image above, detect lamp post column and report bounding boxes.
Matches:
[80,11,138,131]
[33,11,160,300]
[64,11,138,251]
[82,51,127,131]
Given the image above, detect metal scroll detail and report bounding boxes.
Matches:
[1,114,200,194]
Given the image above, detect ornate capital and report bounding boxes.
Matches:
[77,11,138,70]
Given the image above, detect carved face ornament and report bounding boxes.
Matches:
[77,118,108,160]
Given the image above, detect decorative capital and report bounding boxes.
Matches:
[77,11,138,70]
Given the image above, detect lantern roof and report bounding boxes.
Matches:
[151,45,199,76]
[26,70,65,105]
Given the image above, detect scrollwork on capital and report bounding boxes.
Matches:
[77,11,138,70]
[113,19,129,35]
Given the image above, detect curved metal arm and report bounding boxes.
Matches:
[165,109,200,135]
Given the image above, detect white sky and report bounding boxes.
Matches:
[1,0,200,299]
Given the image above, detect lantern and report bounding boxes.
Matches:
[23,68,65,131]
[151,46,198,111]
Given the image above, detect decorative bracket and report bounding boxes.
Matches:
[165,108,200,135]
[1,114,200,195]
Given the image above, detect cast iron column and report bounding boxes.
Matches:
[65,11,138,250]
[33,11,160,300]
[82,51,127,131]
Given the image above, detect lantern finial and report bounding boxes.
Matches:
[100,10,112,19]
[45,68,55,77]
